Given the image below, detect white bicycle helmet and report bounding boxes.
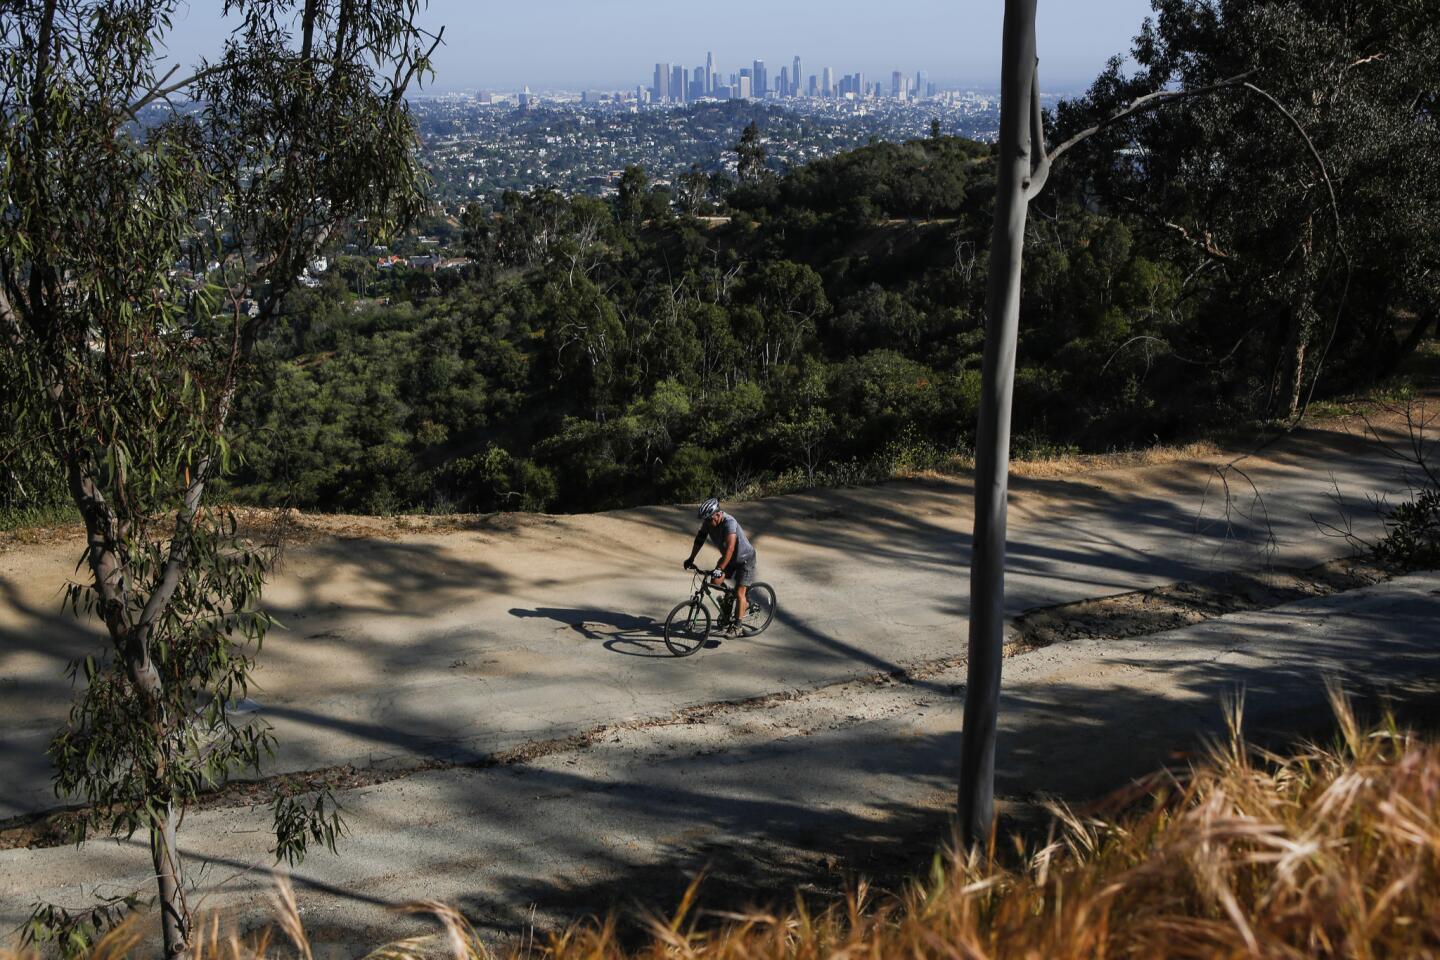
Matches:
[697,497,721,520]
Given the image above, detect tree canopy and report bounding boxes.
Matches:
[0,0,432,953]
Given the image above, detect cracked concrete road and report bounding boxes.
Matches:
[0,418,1414,821]
[1,567,1436,950]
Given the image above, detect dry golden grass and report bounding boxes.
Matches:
[1007,439,1225,480]
[534,692,1440,959]
[7,691,1437,959]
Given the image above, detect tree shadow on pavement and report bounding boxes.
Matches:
[27,579,1439,954]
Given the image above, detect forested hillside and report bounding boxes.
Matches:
[5,0,1436,522]
[220,131,1188,515]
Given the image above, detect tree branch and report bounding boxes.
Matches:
[1241,82,1342,239]
[300,0,319,61]
[390,25,443,103]
[1024,61,1050,200]
[1160,217,1231,260]
[1044,69,1259,169]
[126,62,231,116]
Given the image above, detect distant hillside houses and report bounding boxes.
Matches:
[377,253,472,272]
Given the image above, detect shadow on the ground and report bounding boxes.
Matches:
[1,420,1415,822]
[509,606,673,658]
[21,574,1440,955]
[265,582,1440,949]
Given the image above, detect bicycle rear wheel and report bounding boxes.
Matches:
[740,583,776,636]
[664,599,712,656]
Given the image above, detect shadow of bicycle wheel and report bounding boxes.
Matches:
[601,630,674,658]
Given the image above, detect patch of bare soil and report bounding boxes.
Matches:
[1011,555,1395,648]
[0,507,556,552]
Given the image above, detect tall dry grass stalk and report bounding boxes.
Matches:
[5,691,1437,959]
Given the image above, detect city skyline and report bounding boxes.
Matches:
[633,52,950,104]
[159,1,1157,93]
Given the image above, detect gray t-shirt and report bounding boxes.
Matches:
[705,514,756,564]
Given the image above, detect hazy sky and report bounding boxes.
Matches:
[161,1,1156,92]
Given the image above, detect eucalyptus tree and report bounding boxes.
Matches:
[1053,0,1440,417]
[0,1,434,955]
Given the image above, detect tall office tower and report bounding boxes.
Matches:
[706,51,716,93]
[793,56,802,96]
[807,74,818,97]
[822,66,834,97]
[672,65,685,101]
[891,70,903,98]
[777,66,789,98]
[654,63,670,101]
[856,72,865,97]
[694,65,706,98]
[916,70,928,98]
[736,74,752,99]
[753,60,767,97]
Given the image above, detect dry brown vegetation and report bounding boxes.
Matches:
[8,690,1437,959]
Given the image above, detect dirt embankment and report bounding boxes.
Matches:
[1012,555,1396,649]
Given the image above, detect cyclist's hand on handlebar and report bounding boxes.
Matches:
[683,559,696,570]
[711,568,725,580]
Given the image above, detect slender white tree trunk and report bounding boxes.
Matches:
[151,802,190,959]
[957,0,1040,848]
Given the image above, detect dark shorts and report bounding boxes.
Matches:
[725,555,758,587]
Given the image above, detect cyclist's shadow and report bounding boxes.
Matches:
[508,607,697,657]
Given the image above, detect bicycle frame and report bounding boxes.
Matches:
[688,570,740,625]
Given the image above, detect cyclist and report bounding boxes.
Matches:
[684,497,757,636]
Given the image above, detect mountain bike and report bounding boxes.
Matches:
[663,565,777,657]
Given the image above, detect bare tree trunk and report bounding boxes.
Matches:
[1271,310,1308,419]
[957,0,1039,849]
[1287,334,1307,419]
[151,802,190,959]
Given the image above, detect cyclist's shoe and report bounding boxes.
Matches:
[724,622,743,638]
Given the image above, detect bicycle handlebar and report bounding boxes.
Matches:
[687,564,730,587]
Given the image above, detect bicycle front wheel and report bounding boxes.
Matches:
[740,583,776,636]
[664,599,712,656]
